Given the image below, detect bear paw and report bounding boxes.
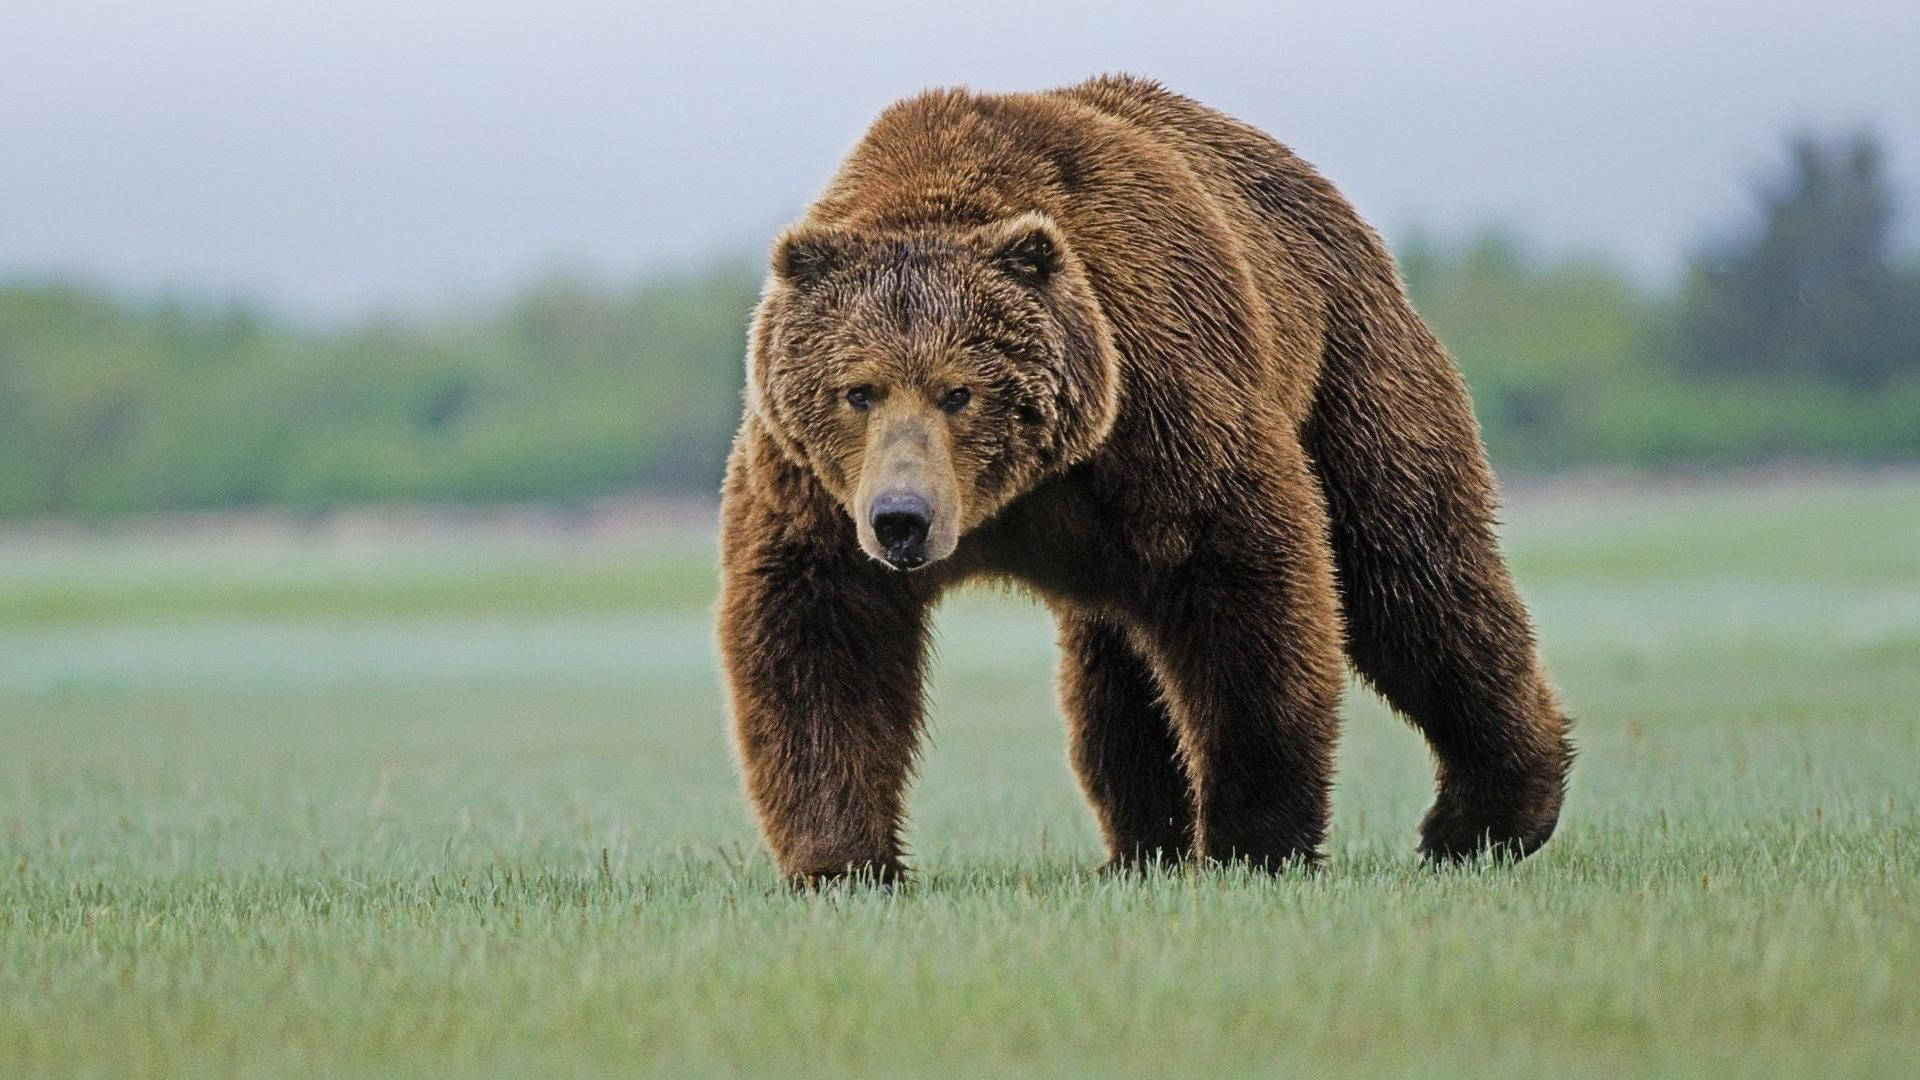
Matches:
[789,858,905,890]
[1417,771,1565,863]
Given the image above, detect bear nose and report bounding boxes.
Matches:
[869,492,932,567]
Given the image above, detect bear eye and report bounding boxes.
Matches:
[939,387,971,413]
[844,385,875,411]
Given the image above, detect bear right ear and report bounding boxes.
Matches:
[976,212,1067,289]
[771,224,847,288]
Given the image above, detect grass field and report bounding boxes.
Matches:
[2,477,1917,1077]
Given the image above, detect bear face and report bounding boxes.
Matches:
[747,211,1120,570]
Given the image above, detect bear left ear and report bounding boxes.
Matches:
[979,212,1065,288]
[771,223,849,289]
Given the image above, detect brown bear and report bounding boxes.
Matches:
[717,75,1572,885]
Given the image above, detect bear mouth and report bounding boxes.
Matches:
[881,552,926,571]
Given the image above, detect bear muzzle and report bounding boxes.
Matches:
[869,491,934,569]
[851,409,963,570]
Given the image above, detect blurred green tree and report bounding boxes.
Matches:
[1676,131,1920,390]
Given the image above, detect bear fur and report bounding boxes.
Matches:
[718,75,1573,885]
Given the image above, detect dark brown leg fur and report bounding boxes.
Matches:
[1058,613,1193,870]
[717,486,932,886]
[1305,310,1573,862]
[1134,455,1347,870]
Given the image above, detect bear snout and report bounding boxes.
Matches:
[869,491,933,569]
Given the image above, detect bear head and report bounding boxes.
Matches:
[746,211,1120,570]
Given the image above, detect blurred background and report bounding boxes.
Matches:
[3,0,1917,517]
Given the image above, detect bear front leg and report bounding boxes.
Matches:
[1058,612,1195,871]
[1136,479,1347,869]
[717,503,932,887]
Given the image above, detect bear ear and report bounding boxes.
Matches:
[771,224,848,288]
[979,212,1065,288]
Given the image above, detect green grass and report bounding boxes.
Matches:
[3,477,1917,1077]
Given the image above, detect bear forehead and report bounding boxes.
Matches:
[815,252,1024,343]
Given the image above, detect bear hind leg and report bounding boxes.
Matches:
[1305,323,1573,861]
[1058,613,1195,870]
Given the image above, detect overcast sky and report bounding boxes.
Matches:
[4,0,1916,317]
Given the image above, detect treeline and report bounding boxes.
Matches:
[1405,131,1920,472]
[0,268,759,516]
[2,132,1915,519]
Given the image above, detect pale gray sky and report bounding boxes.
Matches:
[4,0,1917,317]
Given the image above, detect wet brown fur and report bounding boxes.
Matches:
[717,75,1573,885]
